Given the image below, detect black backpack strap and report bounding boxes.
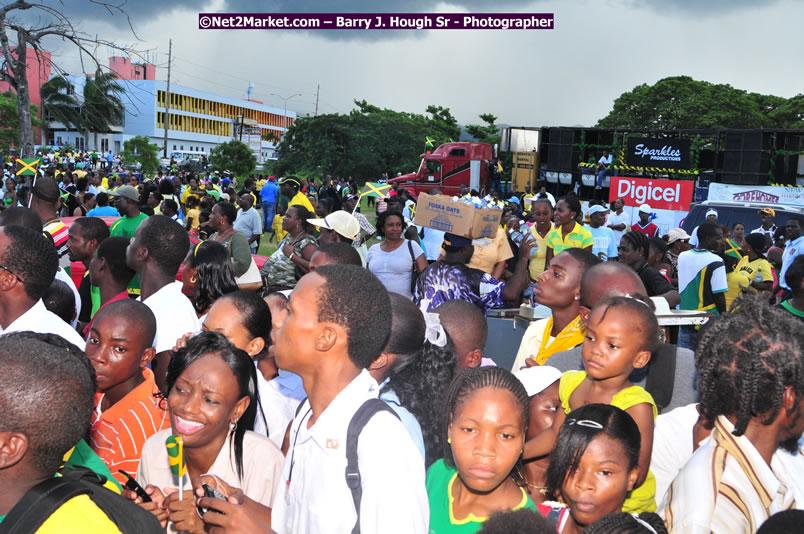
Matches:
[345,398,400,534]
[645,343,677,412]
[0,475,90,534]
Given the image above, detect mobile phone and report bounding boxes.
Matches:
[197,482,227,517]
[118,470,152,503]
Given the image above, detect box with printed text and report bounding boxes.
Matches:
[414,194,502,239]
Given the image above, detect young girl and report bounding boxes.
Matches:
[524,296,659,513]
[544,404,644,534]
[426,367,536,533]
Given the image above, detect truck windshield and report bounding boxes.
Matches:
[425,160,441,176]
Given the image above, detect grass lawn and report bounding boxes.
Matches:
[256,196,382,257]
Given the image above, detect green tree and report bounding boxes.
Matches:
[1,1,140,157]
[209,140,257,178]
[40,70,125,150]
[0,90,41,153]
[119,136,160,175]
[597,76,803,129]
[273,101,463,180]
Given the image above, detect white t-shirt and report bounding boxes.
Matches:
[367,240,424,299]
[0,298,86,349]
[54,267,81,328]
[588,225,618,261]
[598,154,613,166]
[271,370,428,534]
[606,210,631,246]
[255,368,305,450]
[141,281,200,353]
[138,428,283,534]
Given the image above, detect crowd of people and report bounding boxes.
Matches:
[0,162,804,534]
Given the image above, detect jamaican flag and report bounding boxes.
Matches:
[724,238,744,260]
[15,158,40,176]
[361,182,392,199]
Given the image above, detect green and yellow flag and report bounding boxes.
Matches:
[724,238,744,260]
[425,136,435,148]
[165,435,186,477]
[15,158,40,176]
[361,182,392,199]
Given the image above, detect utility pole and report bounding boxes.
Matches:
[314,84,320,116]
[163,38,172,159]
[270,92,302,142]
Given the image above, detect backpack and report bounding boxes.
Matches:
[294,397,400,534]
[0,464,162,534]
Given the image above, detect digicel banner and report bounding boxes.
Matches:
[609,177,694,212]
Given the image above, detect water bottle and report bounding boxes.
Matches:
[509,229,538,257]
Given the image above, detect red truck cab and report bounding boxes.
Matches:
[389,142,494,198]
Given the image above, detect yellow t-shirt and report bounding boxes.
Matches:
[736,256,773,289]
[185,207,201,231]
[725,270,751,310]
[466,228,514,275]
[528,225,551,279]
[288,192,314,213]
[33,495,123,533]
[273,214,287,242]
[559,370,657,513]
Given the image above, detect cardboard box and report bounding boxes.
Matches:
[414,194,502,239]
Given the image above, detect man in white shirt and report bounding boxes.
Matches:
[0,225,85,349]
[596,149,613,189]
[662,301,804,533]
[126,215,200,391]
[270,265,428,534]
[606,198,630,250]
[233,193,263,253]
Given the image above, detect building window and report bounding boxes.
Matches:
[180,145,183,150]
[173,145,176,150]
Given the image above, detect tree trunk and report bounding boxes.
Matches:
[11,32,34,157]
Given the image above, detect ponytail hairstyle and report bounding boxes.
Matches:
[165,331,259,480]
[380,294,458,467]
[188,240,238,314]
[545,404,640,501]
[442,367,530,471]
[621,231,649,260]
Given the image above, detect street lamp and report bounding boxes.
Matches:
[270,93,302,142]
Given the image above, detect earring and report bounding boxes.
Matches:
[190,276,198,283]
[230,419,238,433]
[574,295,580,301]
[447,437,451,444]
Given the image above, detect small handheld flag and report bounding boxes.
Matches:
[425,136,435,148]
[166,435,186,499]
[360,182,392,199]
[724,238,744,260]
[15,158,40,176]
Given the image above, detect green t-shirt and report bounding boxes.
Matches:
[110,213,148,296]
[425,459,538,533]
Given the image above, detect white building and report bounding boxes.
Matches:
[46,79,295,163]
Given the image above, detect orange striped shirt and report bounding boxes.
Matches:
[90,368,170,485]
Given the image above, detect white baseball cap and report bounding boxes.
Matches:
[705,209,718,218]
[638,204,652,214]
[514,366,562,397]
[308,210,360,240]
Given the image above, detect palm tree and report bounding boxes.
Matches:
[40,69,125,150]
[40,75,81,134]
[81,70,125,149]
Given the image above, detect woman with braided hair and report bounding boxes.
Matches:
[426,367,540,533]
[663,294,804,533]
[617,231,680,307]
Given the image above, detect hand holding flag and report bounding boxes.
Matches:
[166,435,186,499]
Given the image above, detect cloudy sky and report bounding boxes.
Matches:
[14,0,804,127]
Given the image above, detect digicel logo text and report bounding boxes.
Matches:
[617,179,682,205]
